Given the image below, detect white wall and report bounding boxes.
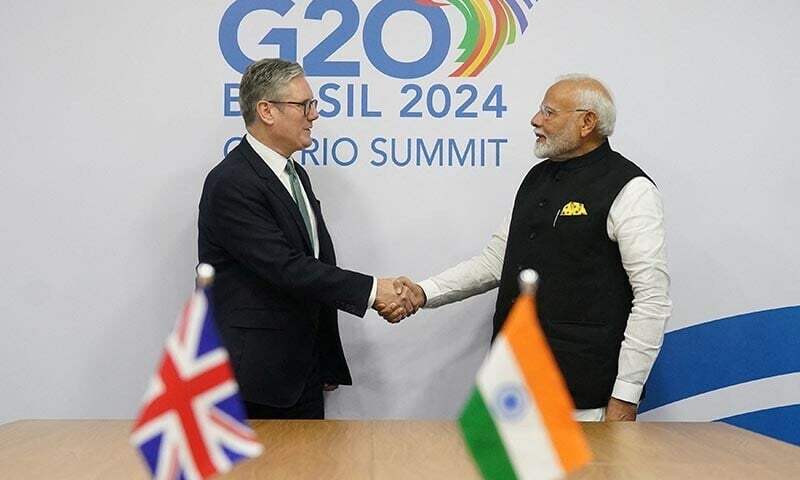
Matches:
[1,0,798,424]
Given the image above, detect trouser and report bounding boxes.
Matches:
[244,360,324,419]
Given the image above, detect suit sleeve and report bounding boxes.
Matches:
[207,175,373,317]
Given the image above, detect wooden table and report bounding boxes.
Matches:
[1,420,798,479]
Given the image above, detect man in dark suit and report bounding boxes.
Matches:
[198,58,417,419]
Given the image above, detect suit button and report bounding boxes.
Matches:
[529,232,537,239]
[538,200,548,208]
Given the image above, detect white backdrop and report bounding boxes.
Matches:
[1,0,798,428]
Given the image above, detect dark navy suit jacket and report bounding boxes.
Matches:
[198,136,372,407]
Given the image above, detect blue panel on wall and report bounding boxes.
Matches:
[639,305,800,445]
[719,404,800,446]
[641,305,800,411]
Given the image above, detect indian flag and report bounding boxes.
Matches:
[459,271,592,479]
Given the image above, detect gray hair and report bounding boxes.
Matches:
[239,58,305,125]
[557,74,616,137]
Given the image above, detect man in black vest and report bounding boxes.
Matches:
[392,75,672,421]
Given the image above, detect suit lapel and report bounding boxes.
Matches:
[238,138,314,254]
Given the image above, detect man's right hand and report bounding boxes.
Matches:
[373,277,425,323]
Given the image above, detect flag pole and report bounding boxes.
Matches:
[196,263,215,289]
[518,268,539,296]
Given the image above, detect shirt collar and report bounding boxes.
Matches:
[245,134,290,178]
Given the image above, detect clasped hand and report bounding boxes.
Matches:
[372,277,425,323]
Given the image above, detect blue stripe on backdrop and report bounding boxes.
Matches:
[640,305,800,412]
[719,404,800,446]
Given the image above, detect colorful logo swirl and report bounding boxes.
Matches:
[418,0,539,77]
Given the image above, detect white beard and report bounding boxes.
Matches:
[534,129,578,159]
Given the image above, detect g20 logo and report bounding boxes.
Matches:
[219,0,539,79]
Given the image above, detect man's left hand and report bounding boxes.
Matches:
[323,384,339,392]
[605,397,637,421]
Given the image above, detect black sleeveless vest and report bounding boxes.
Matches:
[493,141,651,408]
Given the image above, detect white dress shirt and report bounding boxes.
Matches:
[245,135,378,308]
[419,176,672,404]
[246,135,320,258]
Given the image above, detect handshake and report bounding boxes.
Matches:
[372,277,426,324]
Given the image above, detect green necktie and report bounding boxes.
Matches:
[285,159,314,246]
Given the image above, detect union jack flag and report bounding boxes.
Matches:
[131,287,263,480]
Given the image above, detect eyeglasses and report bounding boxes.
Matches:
[267,99,319,116]
[538,104,590,120]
